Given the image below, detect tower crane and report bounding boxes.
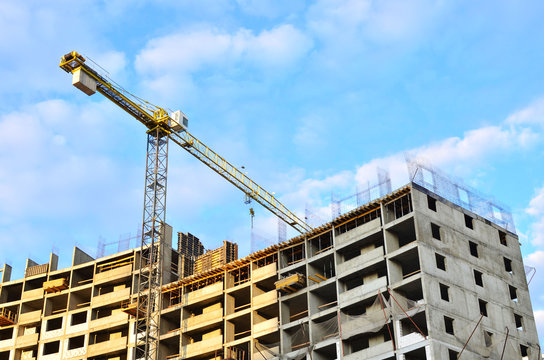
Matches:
[59,51,312,360]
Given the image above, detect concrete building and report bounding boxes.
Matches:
[0,183,540,360]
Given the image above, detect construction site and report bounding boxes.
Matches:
[0,51,541,360]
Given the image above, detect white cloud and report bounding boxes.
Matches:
[258,95,544,239]
[135,24,313,75]
[307,0,444,45]
[526,186,544,245]
[534,310,544,345]
[506,97,544,127]
[90,51,127,79]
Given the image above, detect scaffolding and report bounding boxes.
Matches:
[406,156,516,233]
[331,168,392,220]
[194,241,238,274]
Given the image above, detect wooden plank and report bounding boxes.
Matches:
[314,273,328,281]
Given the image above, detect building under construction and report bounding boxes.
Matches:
[0,179,541,360]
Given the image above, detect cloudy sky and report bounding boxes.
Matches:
[1,0,543,348]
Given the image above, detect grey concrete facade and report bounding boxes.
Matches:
[0,183,540,360]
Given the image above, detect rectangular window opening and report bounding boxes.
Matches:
[43,341,60,355]
[440,283,450,302]
[444,316,454,335]
[427,195,437,212]
[46,317,62,332]
[448,349,459,360]
[509,285,518,302]
[71,311,87,326]
[435,253,446,271]
[514,314,524,331]
[68,335,85,350]
[431,223,441,240]
[499,230,507,246]
[504,257,513,273]
[473,270,483,287]
[469,241,479,258]
[520,344,529,357]
[464,214,474,229]
[479,299,488,317]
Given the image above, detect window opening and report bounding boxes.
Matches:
[464,214,473,229]
[478,299,488,317]
[435,253,446,271]
[444,316,454,335]
[469,241,478,257]
[431,223,441,240]
[473,270,483,287]
[509,285,518,302]
[499,230,507,246]
[514,314,524,331]
[427,195,437,211]
[439,283,449,302]
[503,257,512,273]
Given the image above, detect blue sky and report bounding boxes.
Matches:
[1,0,544,348]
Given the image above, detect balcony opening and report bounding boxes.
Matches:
[313,342,337,360]
[385,217,416,251]
[23,277,45,293]
[338,231,383,262]
[2,283,22,303]
[254,253,278,269]
[464,214,474,229]
[427,195,437,212]
[43,340,60,355]
[444,316,454,335]
[384,193,412,223]
[309,231,333,257]
[312,313,339,343]
[309,282,337,314]
[68,335,85,350]
[439,284,449,302]
[44,293,68,316]
[334,208,381,236]
[71,265,94,288]
[435,253,446,271]
[473,270,483,287]
[227,286,250,315]
[281,243,305,268]
[0,328,12,341]
[284,323,310,353]
[308,254,335,284]
[389,247,420,283]
[404,347,428,360]
[342,327,394,356]
[281,293,308,325]
[228,313,251,341]
[399,311,427,341]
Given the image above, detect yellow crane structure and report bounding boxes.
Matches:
[59,51,312,360]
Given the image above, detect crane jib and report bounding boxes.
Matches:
[60,50,313,236]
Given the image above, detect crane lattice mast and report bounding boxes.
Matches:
[59,51,312,360]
